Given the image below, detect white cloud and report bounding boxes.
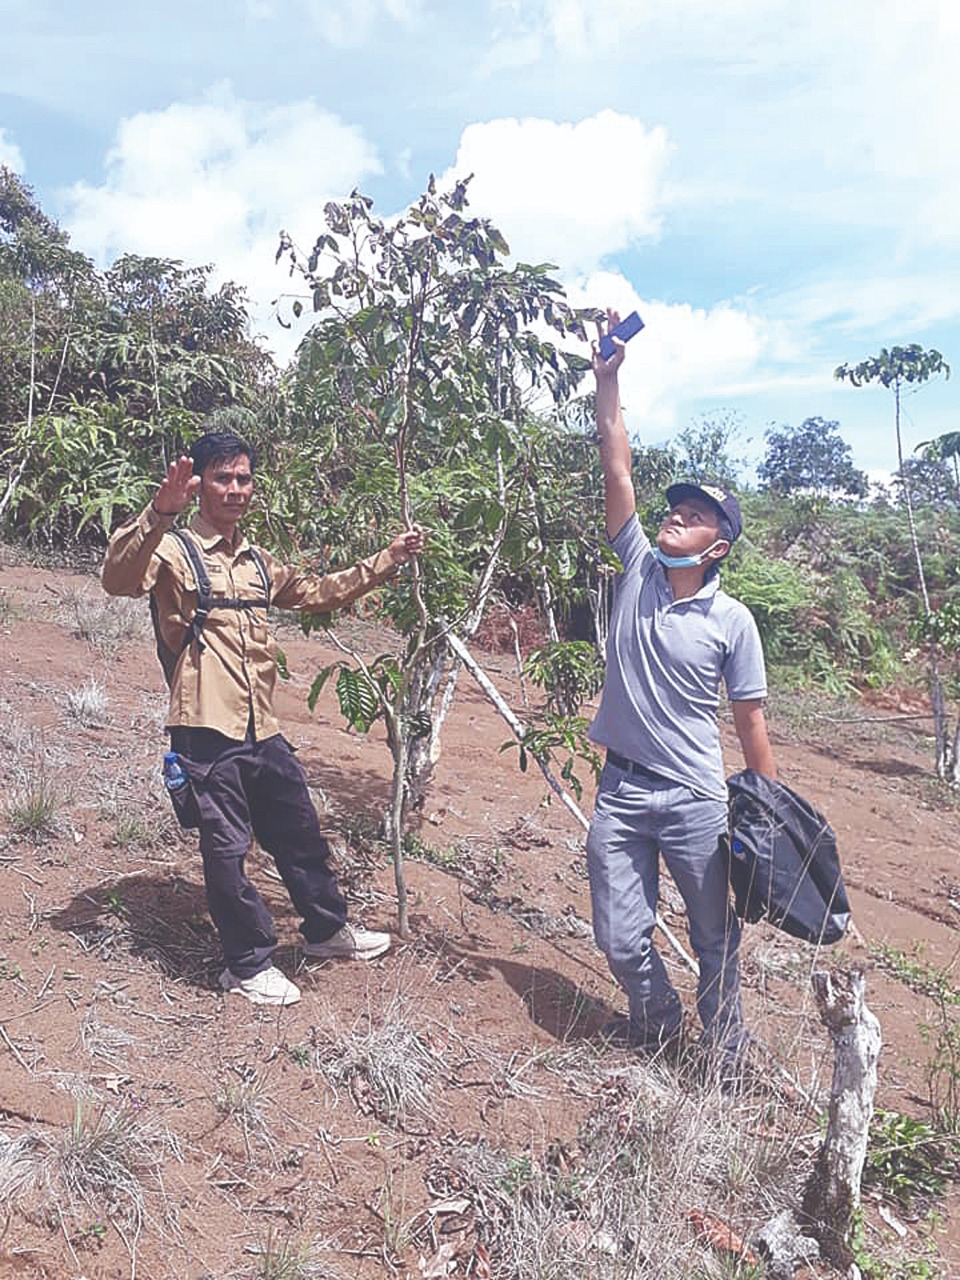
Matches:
[568,270,767,436]
[62,86,382,353]
[0,127,24,173]
[487,1,960,246]
[772,275,960,341]
[438,111,671,274]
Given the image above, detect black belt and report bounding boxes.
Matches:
[606,750,670,783]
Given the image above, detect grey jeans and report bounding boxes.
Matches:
[586,762,743,1057]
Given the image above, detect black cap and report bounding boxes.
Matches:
[666,482,743,543]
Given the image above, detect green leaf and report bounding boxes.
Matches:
[336,667,380,732]
[307,664,339,712]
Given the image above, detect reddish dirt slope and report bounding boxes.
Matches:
[1,558,958,1278]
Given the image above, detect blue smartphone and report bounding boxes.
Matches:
[599,310,645,360]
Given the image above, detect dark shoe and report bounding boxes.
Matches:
[600,1014,683,1055]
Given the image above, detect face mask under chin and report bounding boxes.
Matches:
[653,538,724,570]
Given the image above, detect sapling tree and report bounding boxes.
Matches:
[275,177,594,933]
[835,346,955,780]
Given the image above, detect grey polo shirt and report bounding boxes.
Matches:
[588,513,768,801]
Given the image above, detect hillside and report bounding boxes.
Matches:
[1,553,958,1280]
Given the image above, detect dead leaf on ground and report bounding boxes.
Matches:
[688,1208,759,1265]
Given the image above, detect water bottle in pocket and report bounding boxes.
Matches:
[162,751,201,829]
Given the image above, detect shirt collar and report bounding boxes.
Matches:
[190,513,250,556]
[655,562,721,606]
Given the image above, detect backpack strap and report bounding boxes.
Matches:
[170,529,214,655]
[248,546,271,609]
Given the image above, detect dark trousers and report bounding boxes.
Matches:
[169,728,347,978]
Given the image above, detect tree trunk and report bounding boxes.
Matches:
[802,967,882,1269]
[387,725,409,938]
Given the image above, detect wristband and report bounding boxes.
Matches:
[152,501,178,518]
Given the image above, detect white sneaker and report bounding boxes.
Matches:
[219,965,301,1006]
[303,923,391,962]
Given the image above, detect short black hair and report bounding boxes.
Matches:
[189,431,257,478]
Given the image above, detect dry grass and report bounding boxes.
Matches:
[62,585,150,656]
[239,1229,331,1280]
[3,756,64,842]
[313,997,444,1128]
[0,586,15,625]
[215,1069,278,1160]
[66,676,110,727]
[0,707,68,842]
[0,1101,180,1251]
[416,1056,813,1280]
[97,770,178,853]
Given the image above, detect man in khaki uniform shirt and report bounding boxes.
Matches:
[103,430,424,1006]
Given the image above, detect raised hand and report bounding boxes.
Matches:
[153,456,200,516]
[593,307,627,379]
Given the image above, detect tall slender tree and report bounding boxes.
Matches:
[835,346,955,780]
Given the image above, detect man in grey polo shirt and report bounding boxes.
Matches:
[586,309,777,1074]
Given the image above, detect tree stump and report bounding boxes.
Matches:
[802,967,882,1269]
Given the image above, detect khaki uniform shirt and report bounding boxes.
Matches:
[102,503,400,741]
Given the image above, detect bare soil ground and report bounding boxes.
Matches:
[1,556,959,1279]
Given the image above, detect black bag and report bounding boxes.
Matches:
[727,769,850,945]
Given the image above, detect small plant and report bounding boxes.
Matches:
[288,1043,311,1069]
[863,1110,949,1208]
[401,832,462,870]
[920,995,960,1133]
[66,678,109,728]
[524,641,605,717]
[5,760,62,841]
[0,588,15,625]
[248,1228,320,1280]
[871,943,960,1004]
[215,1071,274,1158]
[104,889,126,917]
[502,712,602,802]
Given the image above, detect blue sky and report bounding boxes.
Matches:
[1,0,957,482]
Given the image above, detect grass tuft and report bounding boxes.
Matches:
[63,587,149,656]
[315,1001,443,1127]
[4,765,63,841]
[66,677,110,728]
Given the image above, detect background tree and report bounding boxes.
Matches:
[835,346,955,780]
[0,171,274,544]
[758,415,868,499]
[892,456,959,512]
[915,429,960,506]
[674,409,746,489]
